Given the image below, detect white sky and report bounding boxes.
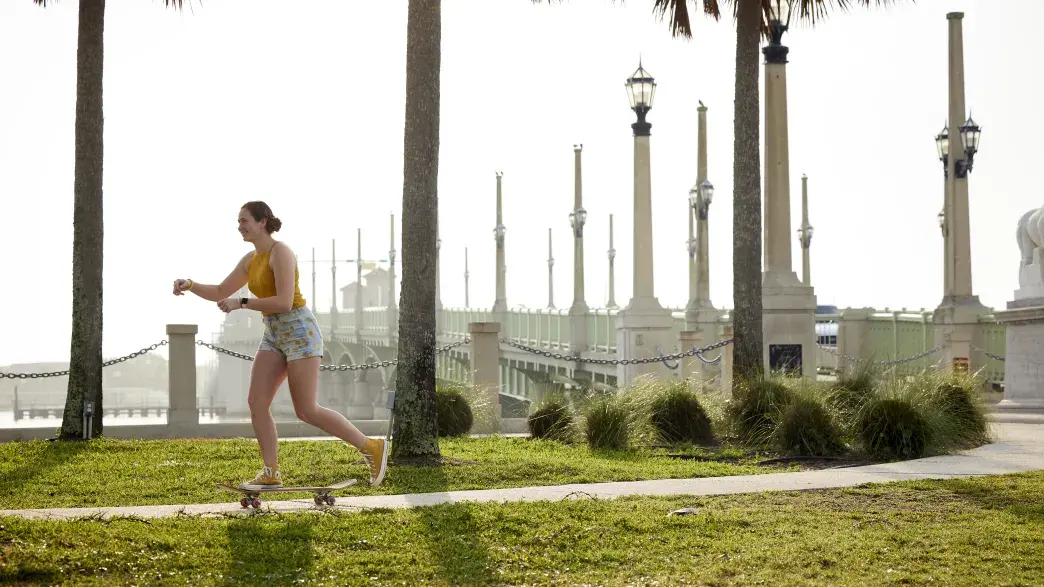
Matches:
[1,0,1040,366]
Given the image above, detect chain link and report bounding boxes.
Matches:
[972,345,1005,362]
[1,337,474,380]
[196,337,472,371]
[0,340,169,380]
[817,342,947,367]
[499,337,734,365]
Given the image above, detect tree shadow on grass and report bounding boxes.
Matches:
[397,455,504,587]
[936,473,1044,525]
[0,440,91,504]
[221,514,315,586]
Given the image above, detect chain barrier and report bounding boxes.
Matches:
[0,340,169,380]
[972,345,1005,362]
[196,338,472,371]
[1,337,475,379]
[500,337,734,366]
[817,342,947,367]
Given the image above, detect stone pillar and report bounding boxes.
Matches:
[948,12,973,301]
[167,324,198,431]
[435,225,443,333]
[469,322,502,431]
[800,175,812,286]
[492,172,507,322]
[761,35,817,377]
[547,228,555,309]
[464,247,470,308]
[935,12,988,370]
[617,66,674,387]
[721,324,734,395]
[355,228,363,339]
[995,302,1044,418]
[388,213,398,343]
[836,308,873,369]
[330,239,338,338]
[607,214,617,309]
[570,144,590,357]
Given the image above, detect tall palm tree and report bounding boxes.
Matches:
[393,0,442,458]
[536,0,900,381]
[34,0,184,440]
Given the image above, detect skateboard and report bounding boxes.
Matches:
[216,478,358,509]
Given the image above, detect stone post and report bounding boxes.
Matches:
[721,324,734,395]
[464,247,470,308]
[761,28,817,377]
[800,174,812,286]
[935,11,988,371]
[355,228,363,339]
[569,144,590,357]
[330,239,338,338]
[388,213,398,343]
[836,308,873,372]
[435,225,443,333]
[617,62,675,387]
[167,324,198,431]
[547,228,555,309]
[469,322,502,432]
[607,214,617,309]
[492,172,507,322]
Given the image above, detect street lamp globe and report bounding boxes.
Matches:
[625,62,656,112]
[493,224,505,242]
[569,207,588,237]
[805,224,814,241]
[767,0,792,44]
[934,123,949,163]
[937,209,946,235]
[960,115,981,158]
[688,183,700,210]
[699,180,714,205]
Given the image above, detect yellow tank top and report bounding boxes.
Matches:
[247,242,307,316]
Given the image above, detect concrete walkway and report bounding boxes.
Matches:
[2,422,1042,522]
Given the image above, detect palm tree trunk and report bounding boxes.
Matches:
[392,0,442,458]
[59,0,106,440]
[731,0,764,380]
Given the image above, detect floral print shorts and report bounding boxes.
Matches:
[258,306,325,362]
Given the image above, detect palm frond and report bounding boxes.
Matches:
[793,0,907,27]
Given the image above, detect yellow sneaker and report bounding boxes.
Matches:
[238,466,282,490]
[361,438,388,486]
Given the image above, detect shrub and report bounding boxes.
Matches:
[858,397,932,460]
[917,371,991,450]
[649,382,714,445]
[584,395,630,450]
[827,363,879,428]
[771,390,846,457]
[435,385,474,438]
[527,401,574,441]
[726,377,794,444]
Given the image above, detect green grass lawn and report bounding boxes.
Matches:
[0,436,800,510]
[2,472,1040,586]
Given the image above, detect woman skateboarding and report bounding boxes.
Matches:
[172,201,388,490]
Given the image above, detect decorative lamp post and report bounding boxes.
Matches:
[568,207,587,238]
[622,61,659,305]
[690,179,714,220]
[798,224,814,248]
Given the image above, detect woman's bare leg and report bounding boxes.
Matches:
[248,350,287,469]
[286,356,368,449]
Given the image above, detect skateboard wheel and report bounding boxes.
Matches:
[325,496,335,506]
[240,497,249,508]
[251,498,262,509]
[313,496,323,506]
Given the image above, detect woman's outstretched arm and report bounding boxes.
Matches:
[177,252,251,302]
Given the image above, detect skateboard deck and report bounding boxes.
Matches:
[216,478,357,508]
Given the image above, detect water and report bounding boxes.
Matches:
[0,410,243,429]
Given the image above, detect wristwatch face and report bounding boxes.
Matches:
[241,298,249,306]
